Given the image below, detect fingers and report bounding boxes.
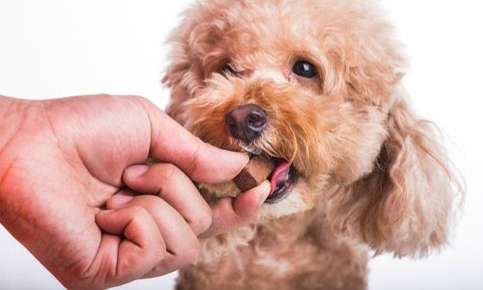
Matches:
[133,97,249,184]
[201,181,271,238]
[94,207,165,285]
[99,154,270,282]
[104,181,270,279]
[106,195,201,275]
[121,163,213,235]
[117,162,271,238]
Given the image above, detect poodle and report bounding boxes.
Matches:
[163,0,463,289]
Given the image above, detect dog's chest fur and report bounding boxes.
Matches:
[176,209,370,290]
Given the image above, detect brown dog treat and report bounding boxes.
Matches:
[233,157,274,192]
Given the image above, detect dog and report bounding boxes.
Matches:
[163,0,463,289]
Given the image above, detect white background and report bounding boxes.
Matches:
[0,1,482,289]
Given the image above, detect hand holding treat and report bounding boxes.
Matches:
[233,157,274,192]
[0,94,271,289]
[200,155,295,204]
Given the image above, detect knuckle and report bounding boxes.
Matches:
[180,240,201,265]
[152,247,167,264]
[156,163,180,183]
[129,205,150,219]
[129,201,163,224]
[131,94,152,106]
[186,143,203,177]
[136,196,166,217]
[191,209,213,234]
[126,94,153,111]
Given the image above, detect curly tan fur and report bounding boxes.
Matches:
[163,0,463,289]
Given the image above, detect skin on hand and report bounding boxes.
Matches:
[0,94,270,289]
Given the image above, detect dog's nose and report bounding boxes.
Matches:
[225,104,267,143]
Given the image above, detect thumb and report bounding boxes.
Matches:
[200,181,271,238]
[137,97,249,183]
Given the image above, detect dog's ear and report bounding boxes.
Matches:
[163,4,227,123]
[328,97,463,257]
[162,6,215,122]
[163,63,191,123]
[163,37,203,123]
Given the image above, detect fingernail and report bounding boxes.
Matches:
[109,193,134,208]
[230,152,250,173]
[257,181,272,205]
[125,164,149,178]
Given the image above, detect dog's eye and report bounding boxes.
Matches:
[221,63,239,76]
[292,60,318,78]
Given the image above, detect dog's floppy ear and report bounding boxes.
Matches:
[163,57,194,122]
[163,3,228,123]
[163,35,203,123]
[328,96,463,257]
[162,6,215,122]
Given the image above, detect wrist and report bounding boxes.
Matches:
[0,97,33,196]
[0,96,25,152]
[0,96,40,223]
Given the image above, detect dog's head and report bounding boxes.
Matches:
[165,0,462,256]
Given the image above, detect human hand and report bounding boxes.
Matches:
[0,95,270,289]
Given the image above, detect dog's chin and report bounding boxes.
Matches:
[259,187,314,220]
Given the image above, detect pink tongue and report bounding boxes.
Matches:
[269,160,291,195]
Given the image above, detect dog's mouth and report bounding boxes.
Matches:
[264,157,298,204]
[238,144,298,203]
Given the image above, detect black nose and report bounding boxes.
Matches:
[225,104,267,143]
